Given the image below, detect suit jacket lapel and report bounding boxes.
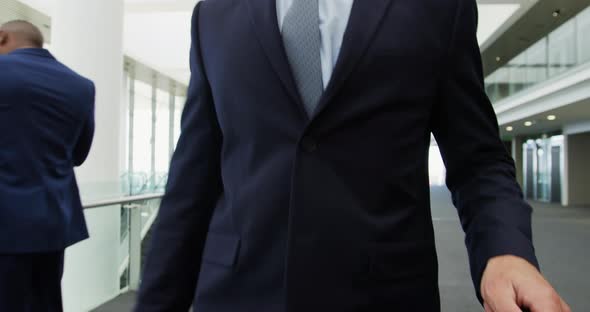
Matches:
[245,0,309,121]
[313,0,393,119]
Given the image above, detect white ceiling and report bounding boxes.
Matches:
[17,0,528,85]
[17,0,52,15]
[477,3,521,44]
[124,9,193,83]
[500,98,590,138]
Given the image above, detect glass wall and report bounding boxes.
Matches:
[578,6,590,64]
[174,95,185,148]
[548,20,577,77]
[124,71,187,195]
[525,39,549,87]
[486,5,590,103]
[131,80,153,175]
[155,89,170,173]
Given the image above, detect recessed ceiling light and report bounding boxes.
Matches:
[496,56,502,62]
[553,10,561,17]
[547,115,557,121]
[506,126,514,131]
[524,121,533,127]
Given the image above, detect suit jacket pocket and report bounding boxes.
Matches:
[202,233,241,268]
[367,240,437,281]
[0,187,47,221]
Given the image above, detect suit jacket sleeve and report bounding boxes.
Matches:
[431,0,539,302]
[73,83,96,167]
[135,3,223,310]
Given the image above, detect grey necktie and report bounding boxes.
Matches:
[282,0,323,116]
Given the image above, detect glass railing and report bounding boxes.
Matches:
[61,192,163,312]
[485,5,590,104]
[77,172,168,204]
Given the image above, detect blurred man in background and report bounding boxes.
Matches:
[0,20,95,311]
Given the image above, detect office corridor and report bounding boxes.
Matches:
[433,187,590,311]
[95,187,590,311]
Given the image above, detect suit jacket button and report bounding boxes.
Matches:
[301,137,318,153]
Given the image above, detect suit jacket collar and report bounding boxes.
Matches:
[246,0,393,122]
[246,0,308,121]
[315,0,392,119]
[9,48,55,59]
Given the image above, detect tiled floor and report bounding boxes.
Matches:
[94,187,590,311]
[92,292,137,312]
[432,186,590,311]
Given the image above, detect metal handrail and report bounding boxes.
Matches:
[83,193,164,210]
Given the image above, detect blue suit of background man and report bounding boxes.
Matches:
[0,48,95,311]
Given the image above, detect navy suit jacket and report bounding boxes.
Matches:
[137,0,539,311]
[0,48,95,253]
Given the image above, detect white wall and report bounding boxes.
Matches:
[62,207,121,312]
[51,0,126,186]
[564,121,590,135]
[48,0,126,310]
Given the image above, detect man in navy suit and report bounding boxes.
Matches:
[137,1,570,311]
[0,20,95,311]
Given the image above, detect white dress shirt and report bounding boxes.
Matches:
[277,0,355,89]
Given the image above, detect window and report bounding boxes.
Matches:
[577,6,590,63]
[132,80,153,175]
[155,89,171,173]
[548,20,576,77]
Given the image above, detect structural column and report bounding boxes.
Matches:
[151,80,157,186]
[50,1,125,311]
[563,131,590,207]
[51,0,125,192]
[169,91,176,161]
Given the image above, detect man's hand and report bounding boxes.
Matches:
[481,255,571,312]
